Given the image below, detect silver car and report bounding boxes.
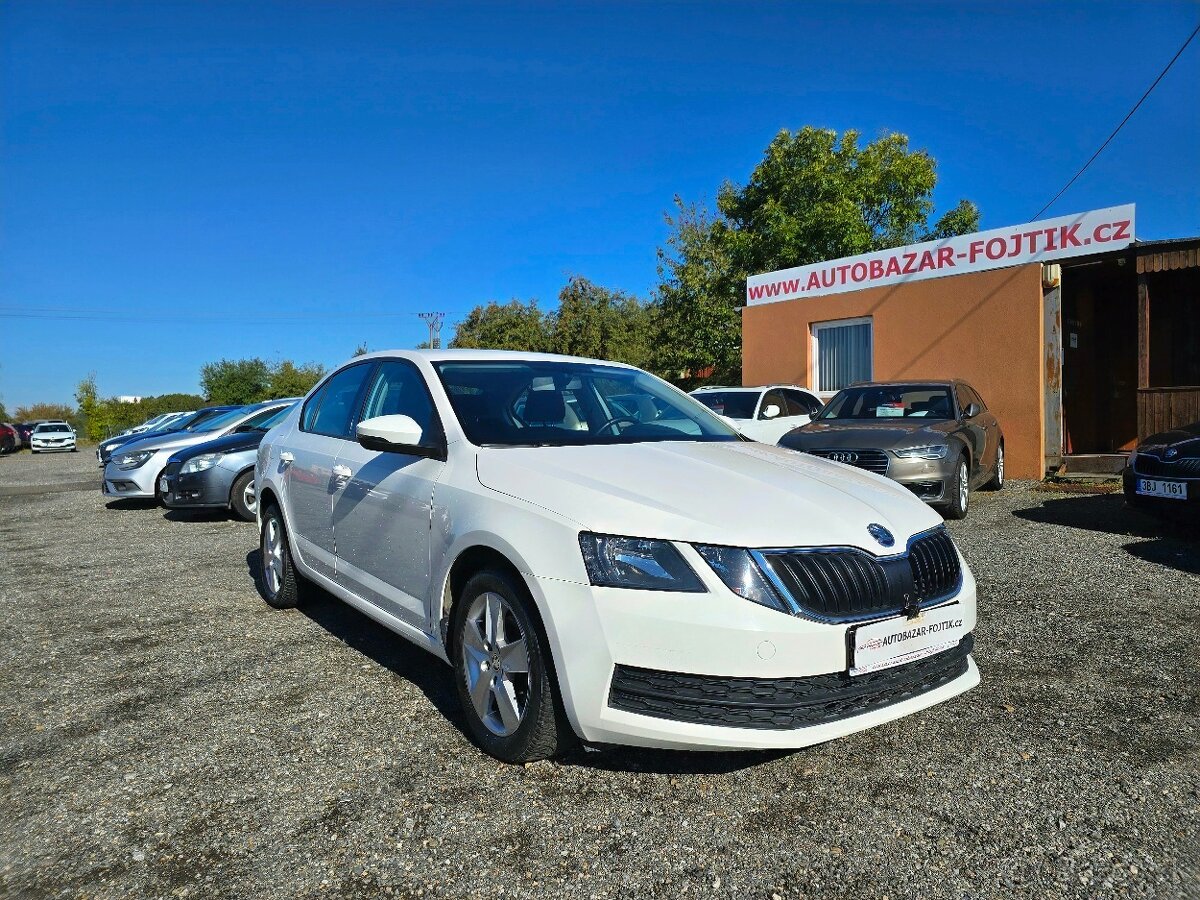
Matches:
[103,399,298,502]
[778,380,1004,519]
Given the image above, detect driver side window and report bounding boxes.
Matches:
[361,360,439,440]
[758,390,787,420]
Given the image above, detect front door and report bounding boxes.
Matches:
[332,359,446,627]
[285,361,377,580]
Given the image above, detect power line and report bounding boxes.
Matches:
[417,311,446,348]
[0,306,476,324]
[1032,20,1200,220]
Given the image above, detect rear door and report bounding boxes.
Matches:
[954,383,993,481]
[284,362,376,580]
[332,359,447,627]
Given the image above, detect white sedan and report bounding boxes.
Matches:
[257,351,979,763]
[30,421,77,453]
[690,384,824,443]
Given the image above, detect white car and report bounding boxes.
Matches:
[30,421,77,453]
[690,385,824,443]
[257,351,978,763]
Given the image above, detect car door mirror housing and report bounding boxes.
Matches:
[356,415,444,459]
[761,404,782,420]
[965,403,981,419]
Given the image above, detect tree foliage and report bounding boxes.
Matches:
[547,277,657,370]
[200,358,272,405]
[268,361,326,398]
[449,300,550,352]
[15,402,78,425]
[656,127,980,385]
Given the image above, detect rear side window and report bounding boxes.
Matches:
[781,390,820,417]
[303,363,375,439]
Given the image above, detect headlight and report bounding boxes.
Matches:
[694,545,789,612]
[892,444,950,459]
[115,450,155,470]
[578,533,705,592]
[181,453,223,474]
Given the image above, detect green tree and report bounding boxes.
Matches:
[0,399,8,422]
[268,361,326,398]
[15,402,79,429]
[200,358,272,404]
[74,374,101,440]
[656,127,980,385]
[449,299,549,352]
[547,276,657,369]
[353,342,369,357]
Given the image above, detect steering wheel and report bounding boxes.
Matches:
[595,415,642,436]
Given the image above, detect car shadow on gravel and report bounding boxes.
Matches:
[163,508,240,523]
[244,550,466,730]
[104,498,160,510]
[243,550,800,775]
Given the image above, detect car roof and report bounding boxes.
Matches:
[847,379,961,388]
[344,349,640,370]
[691,384,811,392]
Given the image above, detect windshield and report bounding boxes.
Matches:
[240,403,293,431]
[35,423,71,433]
[187,406,249,433]
[434,361,739,447]
[691,391,759,419]
[817,385,957,421]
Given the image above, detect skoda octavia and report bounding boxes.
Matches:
[256,351,979,762]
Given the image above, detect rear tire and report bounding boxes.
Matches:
[451,569,574,763]
[259,503,306,609]
[943,455,970,520]
[230,470,257,522]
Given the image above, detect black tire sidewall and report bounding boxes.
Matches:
[451,570,559,762]
[230,470,256,521]
[944,454,970,519]
[259,504,300,609]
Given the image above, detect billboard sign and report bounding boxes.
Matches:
[745,204,1135,306]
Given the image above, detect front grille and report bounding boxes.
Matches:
[1134,454,1200,478]
[758,528,961,621]
[609,634,972,730]
[806,448,889,475]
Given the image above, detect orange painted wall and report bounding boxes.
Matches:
[742,263,1047,479]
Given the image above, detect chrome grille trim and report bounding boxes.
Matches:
[806,448,889,475]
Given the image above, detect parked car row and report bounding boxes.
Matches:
[103,399,298,519]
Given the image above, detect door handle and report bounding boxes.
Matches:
[279,451,295,464]
[332,464,352,480]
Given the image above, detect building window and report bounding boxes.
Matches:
[812,318,873,393]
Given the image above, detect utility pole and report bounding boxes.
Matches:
[417,312,445,349]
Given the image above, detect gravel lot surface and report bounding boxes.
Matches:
[1,451,1197,899]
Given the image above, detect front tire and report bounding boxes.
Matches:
[984,443,1004,490]
[452,569,574,763]
[943,455,970,520]
[230,470,257,522]
[259,504,306,609]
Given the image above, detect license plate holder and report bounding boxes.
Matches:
[850,604,966,676]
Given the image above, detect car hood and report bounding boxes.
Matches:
[474,440,941,550]
[1138,421,1200,458]
[782,418,958,450]
[170,430,265,462]
[33,431,73,439]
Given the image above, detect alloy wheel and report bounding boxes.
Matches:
[243,478,258,516]
[996,446,1004,486]
[263,515,284,597]
[460,591,531,737]
[958,461,969,511]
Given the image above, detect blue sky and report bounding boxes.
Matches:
[2,1,1198,410]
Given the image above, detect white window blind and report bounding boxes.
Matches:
[814,319,872,392]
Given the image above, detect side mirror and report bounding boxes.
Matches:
[761,404,782,420]
[356,415,444,459]
[965,403,981,419]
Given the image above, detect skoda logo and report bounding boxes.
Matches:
[830,451,859,463]
[1165,448,1179,459]
[868,523,895,548]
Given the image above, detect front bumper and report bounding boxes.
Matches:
[102,455,162,499]
[885,455,957,504]
[1122,467,1200,515]
[532,558,978,750]
[160,465,236,510]
[32,440,76,452]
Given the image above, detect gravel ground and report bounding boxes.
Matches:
[1,452,1197,900]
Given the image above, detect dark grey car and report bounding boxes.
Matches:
[778,380,1004,519]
